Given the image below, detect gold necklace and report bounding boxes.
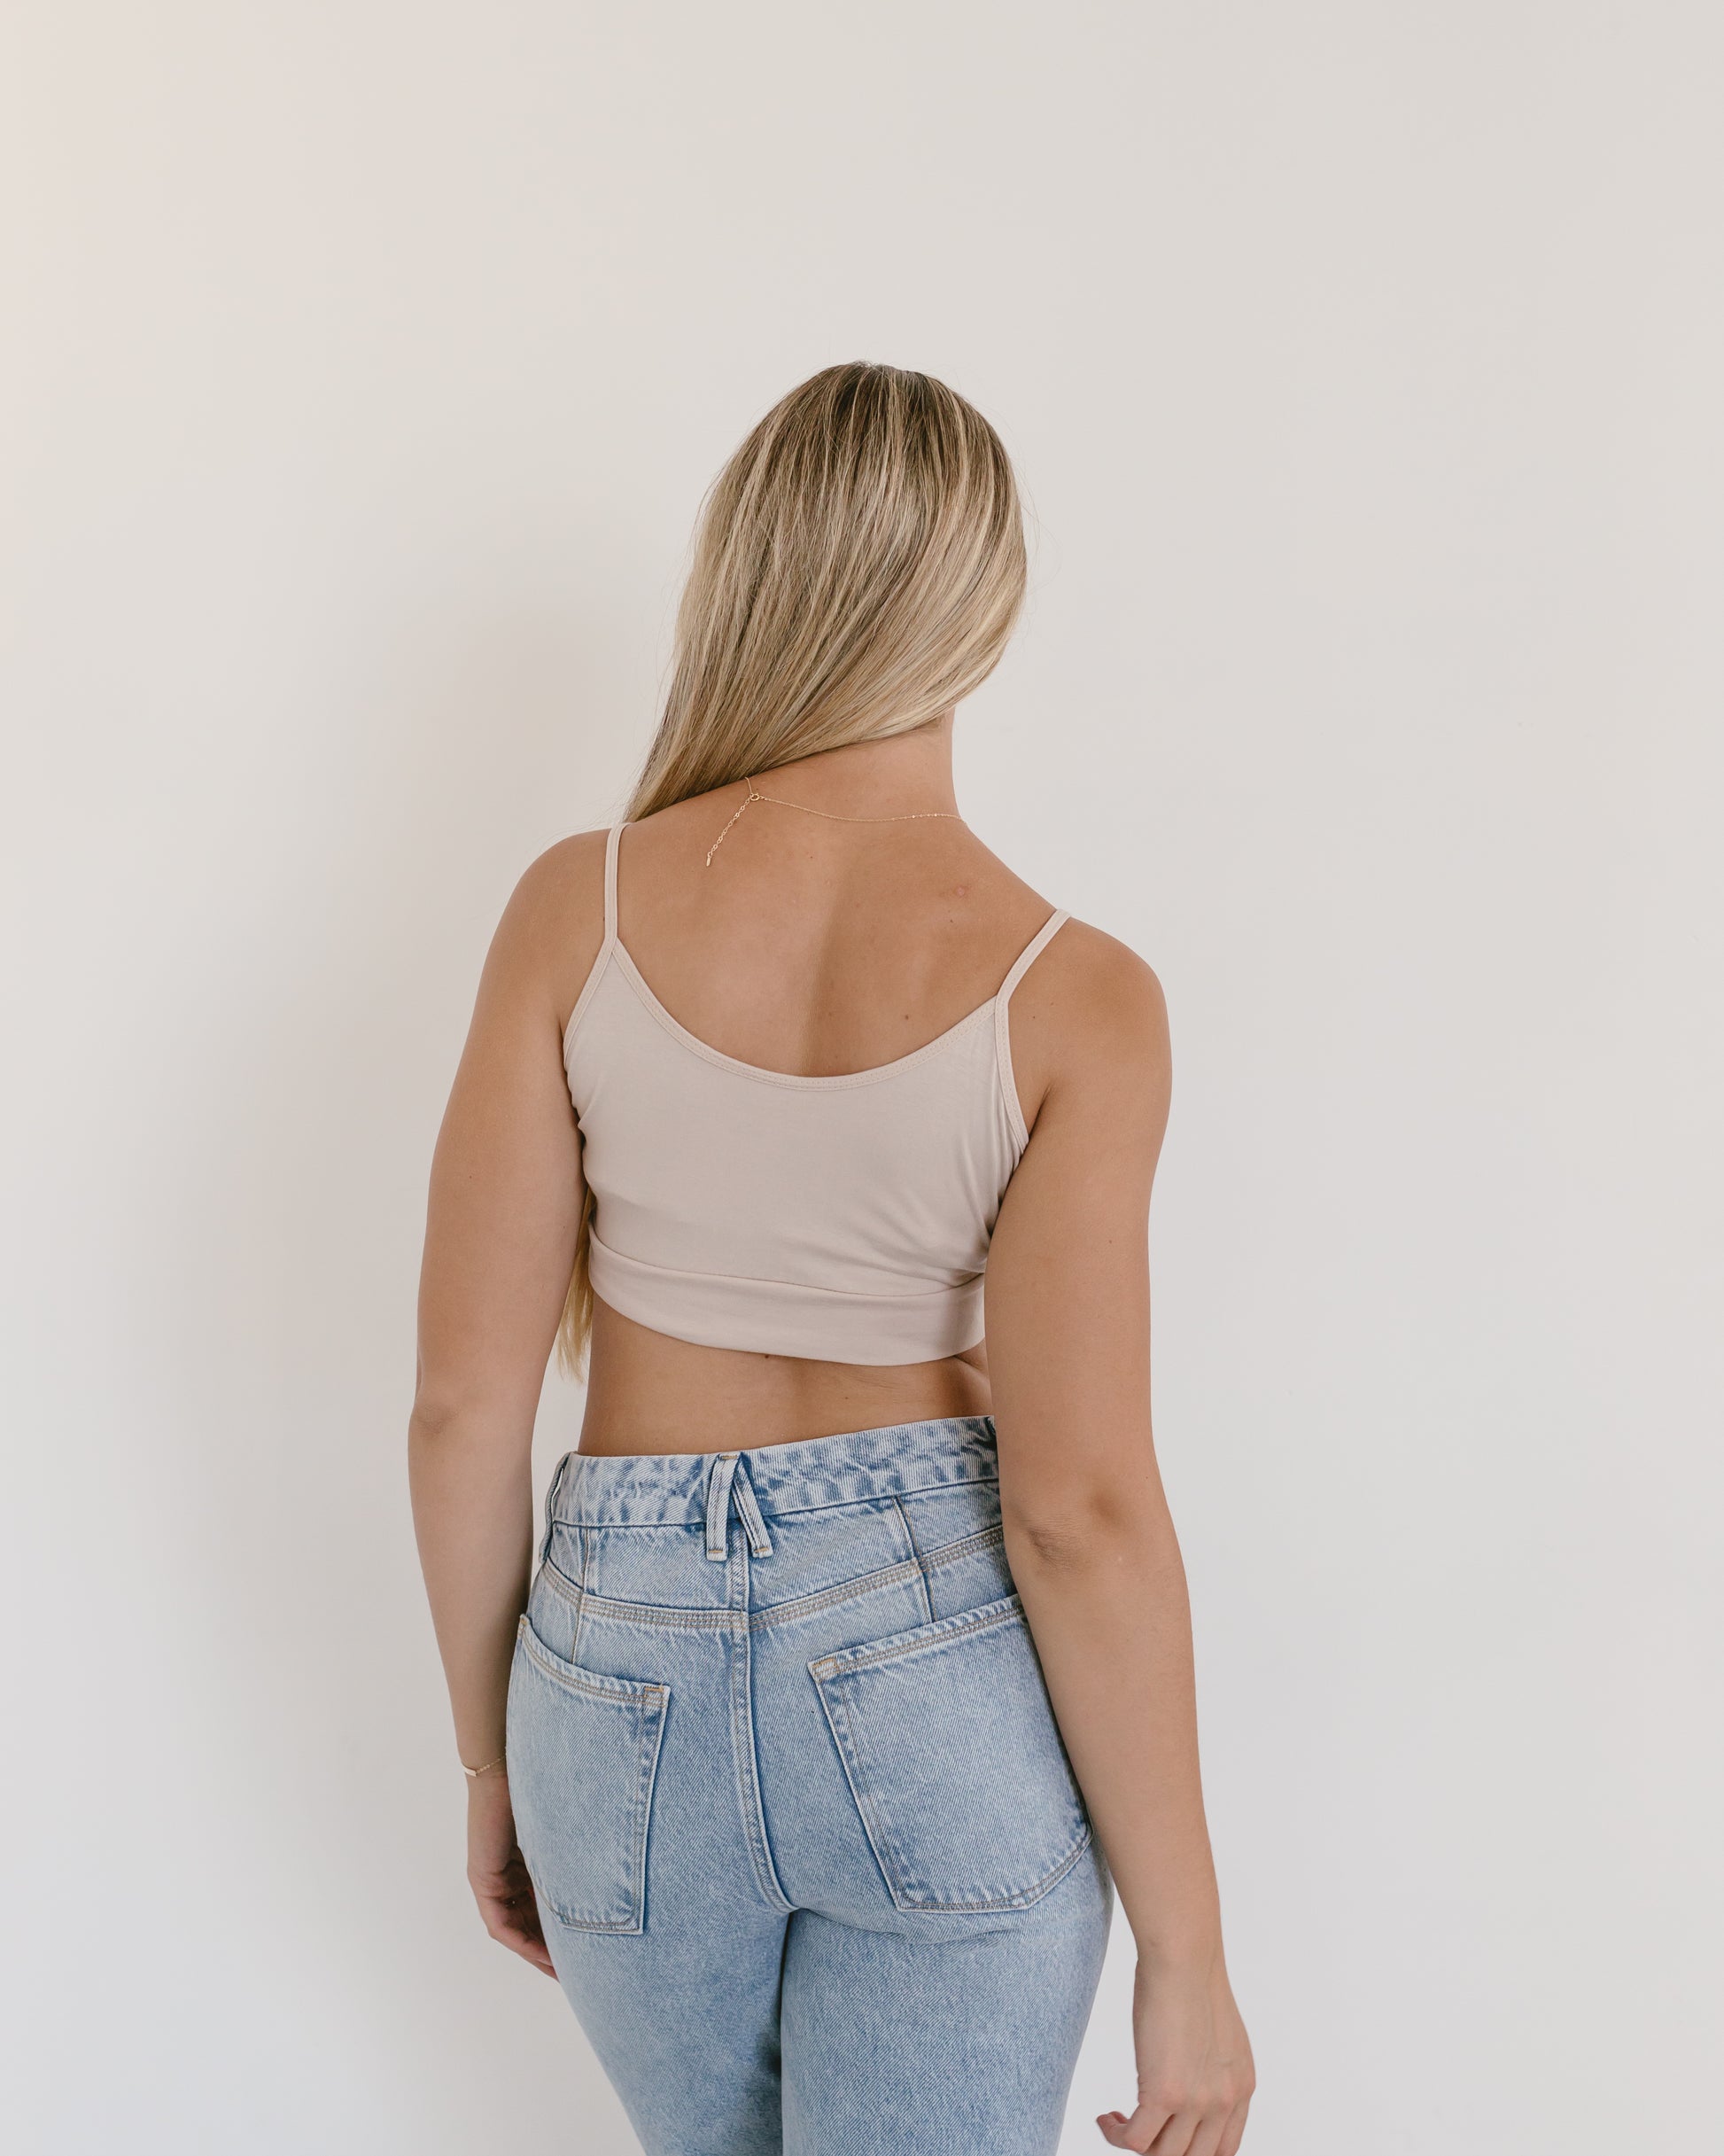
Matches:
[704,772,964,868]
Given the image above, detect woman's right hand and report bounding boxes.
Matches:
[1097,1949,1254,2154]
[465,1771,560,1978]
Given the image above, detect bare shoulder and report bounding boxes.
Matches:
[480,827,610,1024]
[1035,917,1168,1052]
[1008,915,1171,1138]
[509,825,609,918]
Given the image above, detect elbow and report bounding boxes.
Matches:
[408,1382,471,1445]
[407,1382,531,1457]
[408,1390,454,1444]
[1001,1487,1177,1576]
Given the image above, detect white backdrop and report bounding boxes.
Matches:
[4,6,1720,2151]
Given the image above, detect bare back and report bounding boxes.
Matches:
[547,784,1068,1451]
[419,743,1165,1462]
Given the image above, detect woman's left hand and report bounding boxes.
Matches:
[466,1771,559,1976]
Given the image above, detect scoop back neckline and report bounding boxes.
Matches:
[584,939,1002,1090]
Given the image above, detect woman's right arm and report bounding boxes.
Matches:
[408,835,602,1974]
[984,932,1254,2156]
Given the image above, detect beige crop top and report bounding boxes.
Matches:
[564,821,1070,1365]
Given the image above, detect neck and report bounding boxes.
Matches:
[757,716,958,816]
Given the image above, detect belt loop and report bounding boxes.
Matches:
[539,1452,572,1567]
[732,1462,773,1558]
[705,1452,739,1561]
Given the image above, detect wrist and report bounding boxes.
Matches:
[1130,1921,1226,1978]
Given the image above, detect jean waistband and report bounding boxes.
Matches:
[546,1415,999,1529]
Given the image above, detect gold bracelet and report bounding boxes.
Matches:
[462,1752,507,1779]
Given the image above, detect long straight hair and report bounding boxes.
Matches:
[556,362,1027,1374]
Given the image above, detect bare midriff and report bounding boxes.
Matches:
[576,1295,993,1456]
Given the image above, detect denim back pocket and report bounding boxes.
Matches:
[810,1592,1092,1914]
[505,1615,668,1934]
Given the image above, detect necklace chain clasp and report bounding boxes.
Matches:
[704,774,962,868]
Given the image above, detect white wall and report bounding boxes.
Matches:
[4,5,1720,2150]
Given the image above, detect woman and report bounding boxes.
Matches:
[409,362,1254,2156]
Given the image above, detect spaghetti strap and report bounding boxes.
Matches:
[563,824,626,1047]
[998,907,1069,1003]
[563,856,1080,1356]
[603,821,624,946]
[992,908,1070,1156]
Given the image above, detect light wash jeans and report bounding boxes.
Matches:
[506,1416,1114,2156]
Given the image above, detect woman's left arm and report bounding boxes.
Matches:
[408,838,598,1974]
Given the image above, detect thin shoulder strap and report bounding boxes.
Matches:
[602,821,624,945]
[993,908,1070,1156]
[998,907,1069,1003]
[565,823,625,1047]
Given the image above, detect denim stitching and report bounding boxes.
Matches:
[760,1520,1004,1623]
[813,1591,1026,1677]
[726,1530,794,1914]
[880,1830,1093,1915]
[820,1685,1091,1913]
[570,1524,589,1666]
[538,1452,571,1568]
[555,1469,1001,1531]
[513,1621,670,1932]
[810,1616,1096,1912]
[891,1493,935,1623]
[626,1690,669,1934]
[517,1616,666,1706]
[540,1522,1006,1632]
[818,1685,913,1904]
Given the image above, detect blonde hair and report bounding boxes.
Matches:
[555,361,1027,1375]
